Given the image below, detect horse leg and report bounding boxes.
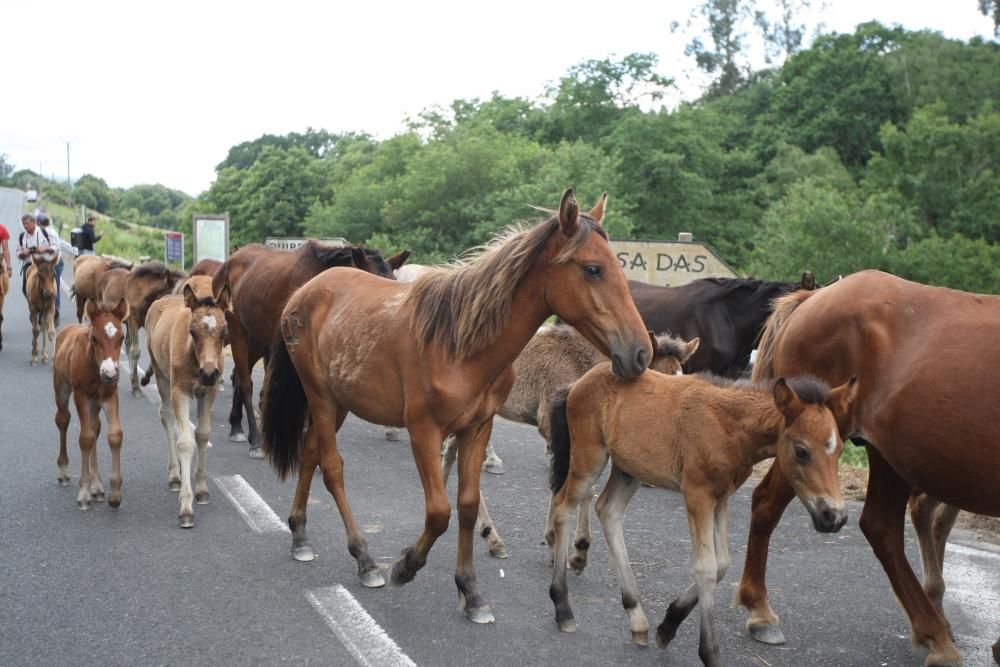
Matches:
[75,291,84,323]
[287,420,323,563]
[171,388,196,528]
[103,394,124,508]
[193,393,214,505]
[860,448,960,667]
[74,393,96,510]
[156,375,181,492]
[451,420,496,623]
[314,406,384,587]
[126,319,142,397]
[54,380,72,486]
[30,309,40,365]
[482,440,504,475]
[441,434,507,559]
[569,484,596,573]
[225,313,248,442]
[595,465,647,644]
[389,423,451,588]
[909,492,956,624]
[42,305,55,363]
[87,403,106,502]
[735,461,796,645]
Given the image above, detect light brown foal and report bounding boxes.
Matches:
[27,254,58,366]
[142,276,230,528]
[53,298,129,509]
[546,369,857,666]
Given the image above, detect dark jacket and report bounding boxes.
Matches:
[79,222,102,251]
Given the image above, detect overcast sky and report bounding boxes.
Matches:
[3,0,995,196]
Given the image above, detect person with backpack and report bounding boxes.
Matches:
[17,213,62,325]
[77,215,102,255]
[35,213,64,323]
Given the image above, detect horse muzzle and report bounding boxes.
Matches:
[610,340,651,379]
[99,358,119,384]
[198,367,221,386]
[807,497,848,533]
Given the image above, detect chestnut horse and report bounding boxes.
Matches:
[440,326,700,559]
[53,298,129,509]
[261,190,652,623]
[27,255,59,365]
[142,276,230,528]
[98,262,185,397]
[547,369,856,666]
[737,270,1000,667]
[187,258,222,279]
[213,241,409,458]
[71,254,133,323]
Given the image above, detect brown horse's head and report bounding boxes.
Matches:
[648,332,700,376]
[773,376,858,533]
[31,254,58,301]
[84,298,129,384]
[350,247,411,280]
[183,282,230,386]
[543,189,651,379]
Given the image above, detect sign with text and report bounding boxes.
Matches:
[164,231,184,265]
[609,239,736,287]
[192,213,229,263]
[264,237,348,250]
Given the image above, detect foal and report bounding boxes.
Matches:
[53,298,129,509]
[547,369,856,666]
[142,276,229,528]
[27,254,59,365]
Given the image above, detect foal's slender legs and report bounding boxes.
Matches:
[595,465,646,644]
[193,392,215,505]
[860,448,960,667]
[103,393,124,508]
[54,380,72,486]
[441,434,508,559]
[909,493,959,621]
[126,319,142,397]
[74,392,96,509]
[171,389,196,528]
[155,374,181,491]
[87,401,106,501]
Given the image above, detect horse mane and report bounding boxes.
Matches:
[132,261,184,282]
[104,256,134,270]
[751,289,816,383]
[306,240,357,267]
[651,332,690,360]
[693,277,798,301]
[405,214,606,360]
[697,370,831,404]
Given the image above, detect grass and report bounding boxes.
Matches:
[841,440,869,468]
[35,198,165,262]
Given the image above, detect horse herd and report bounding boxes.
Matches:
[5,189,998,666]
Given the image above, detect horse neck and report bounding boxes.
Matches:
[718,389,785,467]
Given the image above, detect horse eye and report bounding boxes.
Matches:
[583,264,602,279]
[794,444,811,463]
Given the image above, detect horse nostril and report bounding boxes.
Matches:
[635,347,649,371]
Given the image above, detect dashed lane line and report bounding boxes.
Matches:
[212,474,289,534]
[306,585,417,667]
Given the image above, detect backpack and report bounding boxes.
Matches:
[19,228,50,247]
[71,228,83,248]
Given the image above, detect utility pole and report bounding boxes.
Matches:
[67,142,73,208]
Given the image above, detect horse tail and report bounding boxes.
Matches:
[261,333,307,480]
[139,365,154,387]
[548,385,573,494]
[752,289,816,383]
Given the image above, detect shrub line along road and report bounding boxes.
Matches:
[1,186,998,666]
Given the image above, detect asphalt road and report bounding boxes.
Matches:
[1,186,998,666]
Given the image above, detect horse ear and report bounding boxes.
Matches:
[387,249,411,271]
[351,247,370,272]
[85,299,99,323]
[682,337,700,363]
[827,376,859,422]
[801,271,816,291]
[558,188,580,236]
[647,331,658,354]
[214,284,232,312]
[773,378,804,423]
[113,297,130,322]
[587,192,608,225]
[183,283,198,310]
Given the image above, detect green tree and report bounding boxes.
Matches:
[73,174,116,213]
[676,0,758,97]
[889,232,1000,293]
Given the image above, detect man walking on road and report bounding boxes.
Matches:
[78,215,101,255]
[16,213,61,324]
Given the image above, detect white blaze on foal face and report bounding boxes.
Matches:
[826,428,838,455]
[104,321,118,339]
[201,314,217,332]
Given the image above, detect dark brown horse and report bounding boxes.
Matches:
[212,241,410,458]
[187,258,222,279]
[260,190,652,624]
[736,270,1000,667]
[628,272,815,377]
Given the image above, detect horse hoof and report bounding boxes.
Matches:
[167,481,181,492]
[656,623,679,649]
[484,461,506,475]
[131,388,143,398]
[489,544,510,559]
[229,431,247,443]
[78,500,92,511]
[631,630,649,646]
[389,559,416,587]
[291,545,316,562]
[569,556,587,574]
[179,515,195,528]
[57,477,70,487]
[465,606,495,625]
[30,361,37,367]
[384,429,401,441]
[360,568,386,588]
[249,447,265,460]
[558,618,577,633]
[109,497,122,510]
[195,492,210,505]
[91,491,106,502]
[748,622,786,645]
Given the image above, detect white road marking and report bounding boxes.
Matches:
[306,585,416,667]
[213,474,289,534]
[944,542,1000,646]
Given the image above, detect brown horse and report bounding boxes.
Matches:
[440,326,700,559]
[213,241,409,458]
[97,262,185,396]
[546,368,856,666]
[71,254,134,323]
[187,258,222,279]
[260,189,652,623]
[736,270,1000,667]
[53,298,129,509]
[142,276,230,528]
[27,255,59,365]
